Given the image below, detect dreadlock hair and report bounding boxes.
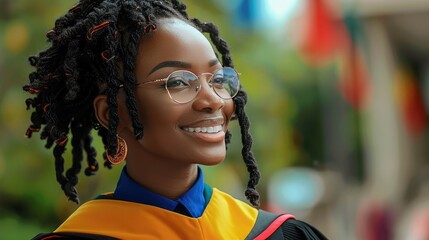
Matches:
[24,0,260,207]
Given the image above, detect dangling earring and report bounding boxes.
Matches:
[106,136,128,165]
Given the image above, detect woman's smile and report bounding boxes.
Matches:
[180,116,226,142]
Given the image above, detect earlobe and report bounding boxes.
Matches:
[93,95,109,129]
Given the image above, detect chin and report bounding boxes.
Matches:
[180,141,226,166]
[199,156,225,166]
[190,147,226,166]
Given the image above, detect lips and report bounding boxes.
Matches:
[180,117,226,142]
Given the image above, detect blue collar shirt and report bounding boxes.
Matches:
[113,166,206,218]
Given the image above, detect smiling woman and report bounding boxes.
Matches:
[24,0,327,239]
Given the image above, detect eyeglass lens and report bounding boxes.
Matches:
[165,67,239,103]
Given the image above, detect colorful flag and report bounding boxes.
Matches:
[297,0,370,109]
[394,68,427,136]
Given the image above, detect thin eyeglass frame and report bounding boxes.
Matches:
[134,67,240,104]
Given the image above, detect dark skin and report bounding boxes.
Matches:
[94,18,235,200]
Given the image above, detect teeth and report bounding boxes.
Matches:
[184,125,223,133]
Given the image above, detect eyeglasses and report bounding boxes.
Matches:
[136,67,240,104]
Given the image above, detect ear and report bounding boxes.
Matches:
[93,95,109,129]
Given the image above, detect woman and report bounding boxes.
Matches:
[25,0,327,239]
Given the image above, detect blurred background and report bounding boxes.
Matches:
[1,0,429,239]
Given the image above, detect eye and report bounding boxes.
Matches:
[211,75,226,89]
[166,77,190,89]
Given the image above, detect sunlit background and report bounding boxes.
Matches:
[1,0,429,239]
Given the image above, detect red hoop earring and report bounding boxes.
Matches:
[106,136,128,165]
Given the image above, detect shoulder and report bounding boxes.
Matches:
[248,210,328,240]
[212,189,328,239]
[209,187,259,218]
[278,218,328,240]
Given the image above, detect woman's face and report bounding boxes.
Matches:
[123,18,234,166]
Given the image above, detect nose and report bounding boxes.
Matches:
[192,76,224,113]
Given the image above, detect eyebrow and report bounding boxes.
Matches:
[147,59,220,76]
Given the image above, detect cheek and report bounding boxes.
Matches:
[136,93,171,125]
[135,95,184,139]
[143,109,177,129]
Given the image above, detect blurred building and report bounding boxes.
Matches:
[261,0,429,239]
[347,0,429,239]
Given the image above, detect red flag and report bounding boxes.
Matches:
[338,44,370,109]
[394,68,427,136]
[297,0,370,109]
[299,0,346,65]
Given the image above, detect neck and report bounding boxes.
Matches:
[125,153,198,200]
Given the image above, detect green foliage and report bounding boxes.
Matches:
[0,213,49,240]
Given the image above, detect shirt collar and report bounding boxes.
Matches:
[113,166,206,218]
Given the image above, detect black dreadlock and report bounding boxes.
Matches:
[24,0,260,207]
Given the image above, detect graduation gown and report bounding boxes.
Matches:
[33,187,327,240]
